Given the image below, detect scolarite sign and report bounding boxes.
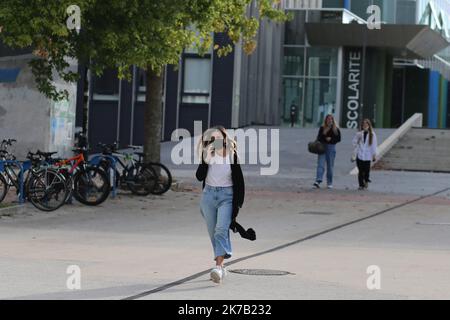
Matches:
[343,48,362,129]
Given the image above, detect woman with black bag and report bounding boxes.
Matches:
[313,114,341,189]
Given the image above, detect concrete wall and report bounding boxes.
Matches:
[0,55,77,158]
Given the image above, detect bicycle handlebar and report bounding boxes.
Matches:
[127,145,142,150]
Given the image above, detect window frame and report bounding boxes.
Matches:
[181,52,212,98]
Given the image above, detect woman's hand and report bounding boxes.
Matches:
[201,145,214,163]
[331,125,338,135]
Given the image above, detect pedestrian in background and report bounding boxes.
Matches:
[353,119,378,190]
[313,114,341,189]
[290,101,298,128]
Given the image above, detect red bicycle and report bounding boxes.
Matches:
[42,148,111,206]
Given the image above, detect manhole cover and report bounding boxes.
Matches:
[229,269,293,276]
[298,211,333,216]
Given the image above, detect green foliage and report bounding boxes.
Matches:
[0,0,287,101]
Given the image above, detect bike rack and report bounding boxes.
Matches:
[0,160,31,204]
[89,155,118,198]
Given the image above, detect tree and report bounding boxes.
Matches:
[0,0,287,162]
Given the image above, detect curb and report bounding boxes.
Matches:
[0,204,26,217]
[171,181,197,192]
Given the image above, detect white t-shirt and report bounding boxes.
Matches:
[205,155,233,187]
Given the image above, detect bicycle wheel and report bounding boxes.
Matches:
[146,162,172,195]
[73,167,110,206]
[0,173,9,203]
[98,159,121,190]
[27,169,68,211]
[126,163,157,196]
[58,169,74,203]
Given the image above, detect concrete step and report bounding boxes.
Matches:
[378,128,450,172]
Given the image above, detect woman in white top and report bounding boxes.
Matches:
[352,119,378,190]
[196,126,245,284]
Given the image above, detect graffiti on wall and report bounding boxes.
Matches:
[50,98,75,154]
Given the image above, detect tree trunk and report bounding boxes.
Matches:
[82,66,90,136]
[143,68,163,163]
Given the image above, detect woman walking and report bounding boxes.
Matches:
[353,119,378,190]
[196,126,245,284]
[313,114,341,189]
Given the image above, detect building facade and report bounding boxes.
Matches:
[281,0,450,129]
[80,0,450,150]
[4,0,448,154]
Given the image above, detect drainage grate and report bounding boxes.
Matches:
[229,269,293,276]
[298,211,333,216]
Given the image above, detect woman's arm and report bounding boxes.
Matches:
[352,132,360,148]
[196,143,213,181]
[235,164,245,208]
[195,162,208,181]
[371,133,378,160]
[317,127,325,143]
[331,128,341,144]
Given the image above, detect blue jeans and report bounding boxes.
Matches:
[316,144,336,185]
[200,185,233,260]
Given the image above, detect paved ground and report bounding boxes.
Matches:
[1,127,450,300]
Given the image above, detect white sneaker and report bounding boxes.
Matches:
[327,185,334,189]
[210,267,223,283]
[221,266,228,278]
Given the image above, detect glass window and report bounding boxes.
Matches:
[283,47,305,76]
[93,68,119,95]
[183,58,211,94]
[306,47,338,77]
[285,11,307,45]
[282,78,304,123]
[137,68,146,93]
[396,0,417,24]
[308,10,344,23]
[304,78,337,127]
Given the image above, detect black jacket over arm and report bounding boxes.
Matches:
[196,152,255,241]
[317,126,341,145]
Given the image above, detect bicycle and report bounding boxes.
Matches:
[129,146,172,195]
[0,144,69,211]
[94,143,158,196]
[37,147,111,206]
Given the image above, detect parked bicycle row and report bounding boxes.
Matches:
[0,137,172,212]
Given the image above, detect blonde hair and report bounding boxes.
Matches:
[322,114,339,129]
[197,126,237,163]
